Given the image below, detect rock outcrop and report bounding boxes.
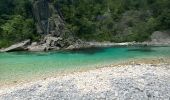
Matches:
[27,44,47,52]
[151,31,170,43]
[33,0,50,34]
[31,0,75,51]
[27,35,75,51]
[33,0,74,39]
[66,39,90,50]
[0,40,30,52]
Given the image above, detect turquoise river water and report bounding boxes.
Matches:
[0,46,170,86]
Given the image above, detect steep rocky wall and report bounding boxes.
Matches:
[33,0,50,34]
[32,0,73,38]
[31,0,75,50]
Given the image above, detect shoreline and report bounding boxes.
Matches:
[0,57,169,87]
[65,41,170,50]
[0,57,170,98]
[1,41,170,52]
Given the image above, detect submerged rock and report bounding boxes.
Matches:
[0,40,30,52]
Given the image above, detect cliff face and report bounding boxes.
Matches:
[33,0,50,34]
[32,0,75,50]
[33,0,73,38]
[0,0,83,52]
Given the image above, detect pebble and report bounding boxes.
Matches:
[0,64,170,100]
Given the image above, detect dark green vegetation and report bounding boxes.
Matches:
[55,0,170,42]
[0,0,170,48]
[0,0,38,48]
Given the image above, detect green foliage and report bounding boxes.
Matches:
[157,9,170,29]
[54,0,170,42]
[0,0,39,48]
[1,15,36,42]
[1,0,170,48]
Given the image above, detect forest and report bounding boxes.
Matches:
[0,0,170,47]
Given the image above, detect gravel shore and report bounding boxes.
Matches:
[0,62,170,100]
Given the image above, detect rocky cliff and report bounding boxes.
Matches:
[31,0,75,51]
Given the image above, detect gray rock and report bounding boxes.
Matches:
[32,0,74,39]
[150,31,170,44]
[32,0,75,50]
[27,44,48,52]
[66,39,90,50]
[31,42,38,46]
[0,64,170,100]
[32,0,50,34]
[28,36,64,51]
[0,40,30,52]
[44,35,63,47]
[66,45,75,50]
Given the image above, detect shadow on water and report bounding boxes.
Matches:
[127,47,155,53]
[63,47,107,55]
[7,51,51,56]
[2,46,158,56]
[6,47,107,56]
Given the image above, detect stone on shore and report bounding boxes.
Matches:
[0,64,170,100]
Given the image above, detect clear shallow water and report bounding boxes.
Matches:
[0,46,170,85]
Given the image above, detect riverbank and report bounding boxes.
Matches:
[68,41,170,50]
[1,37,170,52]
[0,58,170,100]
[1,41,170,52]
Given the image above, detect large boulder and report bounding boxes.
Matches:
[27,36,64,51]
[0,40,30,52]
[43,36,63,47]
[42,35,75,49]
[27,44,48,52]
[151,31,170,44]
